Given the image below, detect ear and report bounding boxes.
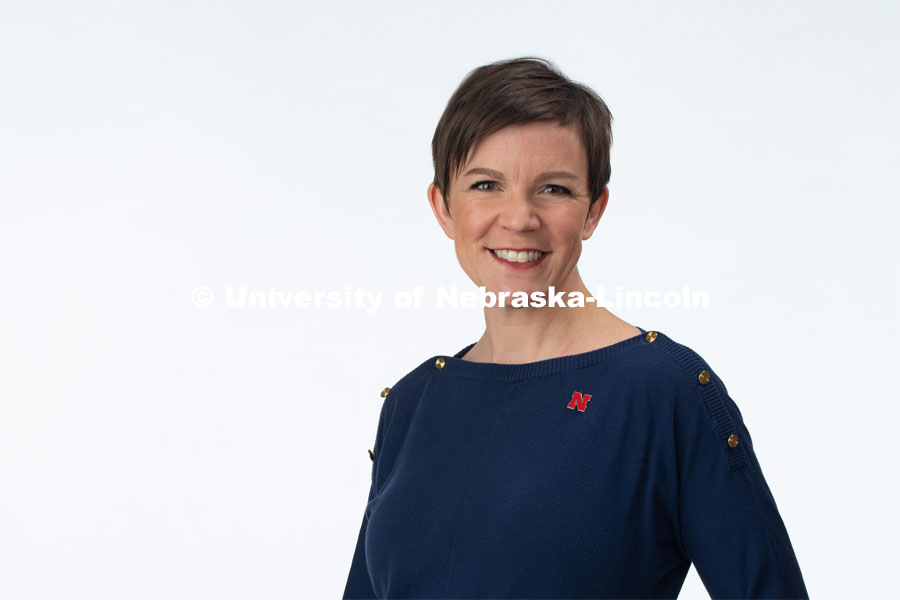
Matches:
[428,182,455,240]
[582,186,609,240]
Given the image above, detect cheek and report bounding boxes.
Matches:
[455,209,491,244]
[552,216,589,247]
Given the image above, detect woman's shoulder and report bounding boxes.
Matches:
[375,350,453,409]
[637,328,731,395]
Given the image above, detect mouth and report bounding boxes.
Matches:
[488,247,549,268]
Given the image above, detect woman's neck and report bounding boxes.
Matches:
[463,274,640,364]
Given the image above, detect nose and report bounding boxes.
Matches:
[497,188,540,232]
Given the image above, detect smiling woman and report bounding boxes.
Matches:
[429,121,608,322]
[342,56,809,599]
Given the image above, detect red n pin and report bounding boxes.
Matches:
[567,391,592,412]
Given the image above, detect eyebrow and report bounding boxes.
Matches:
[462,167,579,181]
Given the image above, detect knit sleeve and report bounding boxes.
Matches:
[673,368,809,599]
[342,399,390,600]
[341,479,378,599]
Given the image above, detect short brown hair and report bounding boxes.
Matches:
[431,56,614,210]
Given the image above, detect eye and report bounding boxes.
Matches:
[544,184,573,196]
[471,180,497,192]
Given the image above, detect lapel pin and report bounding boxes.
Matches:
[567,391,592,412]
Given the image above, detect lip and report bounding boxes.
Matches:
[490,247,546,252]
[487,247,550,270]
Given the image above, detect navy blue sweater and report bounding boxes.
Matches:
[342,328,808,599]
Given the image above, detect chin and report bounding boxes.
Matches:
[480,281,545,296]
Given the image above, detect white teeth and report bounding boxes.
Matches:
[492,249,544,263]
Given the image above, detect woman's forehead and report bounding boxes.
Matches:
[459,123,587,178]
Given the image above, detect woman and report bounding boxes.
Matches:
[342,56,808,599]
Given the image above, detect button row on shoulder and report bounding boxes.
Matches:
[694,369,739,450]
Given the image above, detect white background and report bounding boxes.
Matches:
[1,1,897,598]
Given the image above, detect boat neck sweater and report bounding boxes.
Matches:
[342,327,808,599]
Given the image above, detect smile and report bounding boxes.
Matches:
[491,248,544,263]
[489,248,549,268]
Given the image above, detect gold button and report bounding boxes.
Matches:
[698,370,711,385]
[727,434,739,448]
[380,387,391,398]
[368,449,375,461]
[435,357,446,369]
[644,331,658,343]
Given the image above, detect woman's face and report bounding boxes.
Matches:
[428,121,608,296]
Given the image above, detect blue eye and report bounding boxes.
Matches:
[545,184,572,195]
[469,181,573,195]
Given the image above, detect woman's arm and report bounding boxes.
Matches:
[673,367,809,599]
[342,395,391,600]
[342,478,378,599]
